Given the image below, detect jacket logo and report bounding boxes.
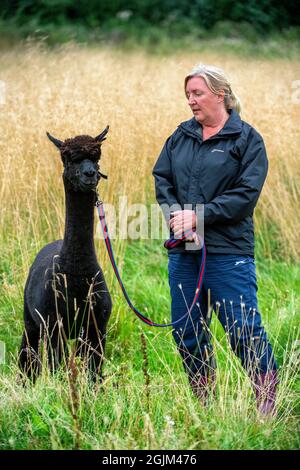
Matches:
[235,260,247,266]
[211,149,225,153]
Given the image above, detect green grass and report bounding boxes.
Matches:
[0,236,299,450]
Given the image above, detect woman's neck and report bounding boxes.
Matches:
[202,109,229,130]
[201,110,230,140]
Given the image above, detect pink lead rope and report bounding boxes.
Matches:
[95,198,206,328]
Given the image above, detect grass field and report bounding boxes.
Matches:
[0,42,299,450]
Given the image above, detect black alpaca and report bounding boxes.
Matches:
[19,126,112,381]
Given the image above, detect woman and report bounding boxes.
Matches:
[152,64,278,415]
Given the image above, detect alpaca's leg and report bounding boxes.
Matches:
[47,324,67,373]
[18,325,41,381]
[84,327,107,383]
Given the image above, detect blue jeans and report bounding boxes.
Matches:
[168,252,277,379]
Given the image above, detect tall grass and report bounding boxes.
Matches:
[0,42,299,449]
[0,42,299,262]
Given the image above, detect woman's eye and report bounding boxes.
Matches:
[186,92,203,99]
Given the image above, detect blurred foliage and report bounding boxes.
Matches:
[0,0,299,36]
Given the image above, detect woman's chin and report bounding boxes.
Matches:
[193,112,204,123]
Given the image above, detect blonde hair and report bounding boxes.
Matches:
[184,64,242,114]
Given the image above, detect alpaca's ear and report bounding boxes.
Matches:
[46,132,63,149]
[95,125,109,142]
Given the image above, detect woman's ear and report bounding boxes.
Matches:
[217,90,225,103]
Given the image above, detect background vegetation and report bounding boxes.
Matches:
[0,0,300,54]
[1,0,300,32]
[0,1,299,451]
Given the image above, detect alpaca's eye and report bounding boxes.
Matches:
[75,169,80,176]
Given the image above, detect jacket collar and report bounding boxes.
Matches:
[179,109,243,140]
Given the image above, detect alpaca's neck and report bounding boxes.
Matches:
[60,184,99,275]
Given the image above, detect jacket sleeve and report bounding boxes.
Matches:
[152,136,181,220]
[203,129,268,225]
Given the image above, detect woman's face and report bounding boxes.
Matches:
[185,76,222,124]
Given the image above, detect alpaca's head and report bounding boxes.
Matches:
[46,126,109,192]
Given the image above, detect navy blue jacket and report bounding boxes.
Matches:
[152,110,268,256]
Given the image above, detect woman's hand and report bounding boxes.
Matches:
[169,210,200,246]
